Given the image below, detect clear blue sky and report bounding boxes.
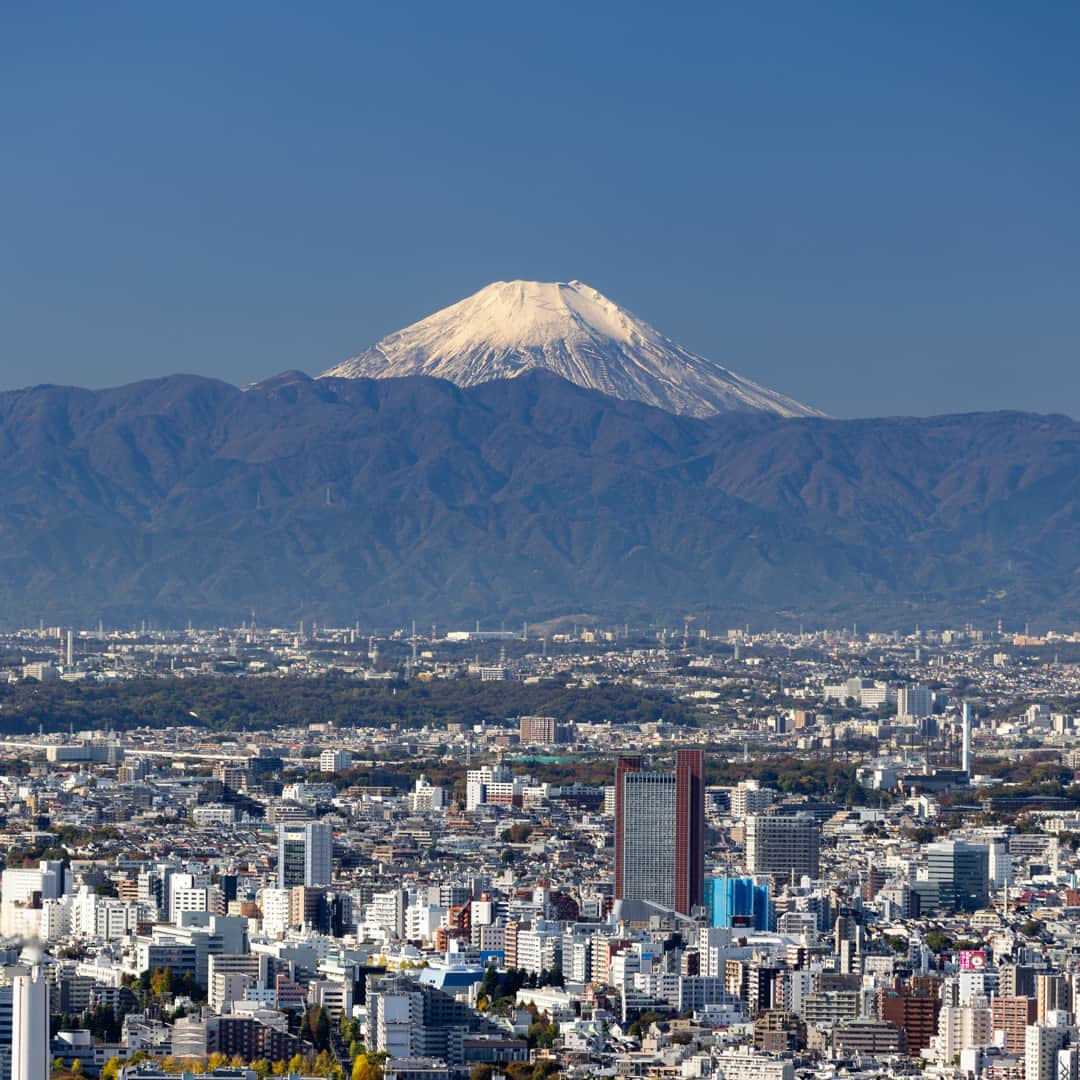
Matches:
[3,2,1078,417]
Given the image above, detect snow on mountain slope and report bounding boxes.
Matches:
[321,280,823,419]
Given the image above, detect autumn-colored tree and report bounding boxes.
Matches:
[149,967,172,999]
[352,1056,385,1080]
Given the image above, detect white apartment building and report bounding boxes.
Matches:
[729,780,775,818]
[930,1005,993,1064]
[320,749,353,773]
[192,805,237,827]
[714,1048,794,1080]
[370,889,407,938]
[410,776,446,812]
[259,887,291,937]
[514,925,561,976]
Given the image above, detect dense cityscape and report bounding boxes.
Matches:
[0,622,1078,1080]
[6,6,1076,1080]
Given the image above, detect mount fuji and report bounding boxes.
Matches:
[321,279,822,419]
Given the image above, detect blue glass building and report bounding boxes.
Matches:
[707,876,772,930]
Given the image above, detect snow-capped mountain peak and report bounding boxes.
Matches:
[321,280,822,419]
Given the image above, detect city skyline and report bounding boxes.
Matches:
[0,611,1075,1074]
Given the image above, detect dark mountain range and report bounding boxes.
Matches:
[0,369,1077,630]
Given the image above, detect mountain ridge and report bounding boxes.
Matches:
[1,369,1078,630]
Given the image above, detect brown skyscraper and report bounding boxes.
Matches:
[614,749,705,914]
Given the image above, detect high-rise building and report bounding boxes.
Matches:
[898,686,934,720]
[12,967,48,1080]
[518,716,561,745]
[878,990,940,1054]
[745,814,820,882]
[277,821,333,888]
[999,965,1037,1000]
[914,842,989,913]
[466,764,520,810]
[1026,1021,1070,1080]
[1036,974,1071,1022]
[366,974,527,1063]
[614,750,704,914]
[319,749,353,773]
[729,780,776,818]
[991,996,1036,1055]
[931,1005,993,1064]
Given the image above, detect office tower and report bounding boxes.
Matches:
[914,842,989,913]
[898,686,934,720]
[12,968,48,1080]
[675,750,705,913]
[745,814,820,882]
[989,840,1013,889]
[614,749,705,913]
[277,821,333,888]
